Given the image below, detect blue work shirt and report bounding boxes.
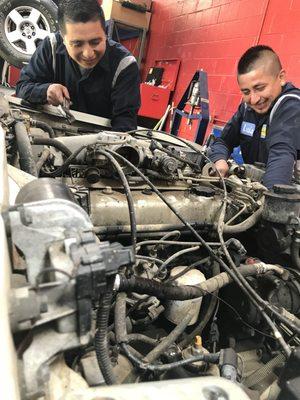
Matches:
[209,83,300,189]
[16,33,141,131]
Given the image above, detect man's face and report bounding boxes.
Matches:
[63,19,106,69]
[238,66,286,114]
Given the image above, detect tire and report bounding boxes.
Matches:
[0,0,58,69]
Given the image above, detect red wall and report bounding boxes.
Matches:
[143,0,300,127]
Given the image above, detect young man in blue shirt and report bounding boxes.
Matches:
[209,45,300,189]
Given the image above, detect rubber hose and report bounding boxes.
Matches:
[40,145,85,177]
[31,120,55,138]
[32,137,72,157]
[291,239,300,270]
[114,292,128,344]
[36,148,50,174]
[127,334,157,347]
[114,295,157,352]
[14,121,38,176]
[223,205,263,234]
[118,265,259,301]
[94,286,116,385]
[121,343,219,372]
[143,308,194,363]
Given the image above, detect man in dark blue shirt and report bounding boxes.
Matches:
[209,45,300,189]
[15,0,140,131]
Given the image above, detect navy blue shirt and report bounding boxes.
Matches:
[209,83,300,189]
[16,33,141,131]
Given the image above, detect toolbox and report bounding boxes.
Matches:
[138,59,181,119]
[102,0,152,29]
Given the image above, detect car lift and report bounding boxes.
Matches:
[171,70,209,144]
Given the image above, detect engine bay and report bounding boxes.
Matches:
[1,92,300,400]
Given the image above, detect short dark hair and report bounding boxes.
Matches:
[237,45,282,75]
[58,0,106,34]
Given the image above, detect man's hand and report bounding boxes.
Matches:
[47,84,70,106]
[214,159,229,177]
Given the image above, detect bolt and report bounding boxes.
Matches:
[28,35,31,39]
[25,22,29,27]
[22,32,26,36]
[31,25,34,29]
[103,186,113,195]
[32,32,35,36]
[40,302,48,313]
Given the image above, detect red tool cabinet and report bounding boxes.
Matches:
[138,59,180,119]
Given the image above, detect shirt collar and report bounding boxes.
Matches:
[95,44,110,72]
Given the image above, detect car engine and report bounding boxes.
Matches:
[1,93,300,400]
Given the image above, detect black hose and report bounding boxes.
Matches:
[32,137,72,157]
[114,292,128,344]
[127,334,157,347]
[143,309,194,363]
[114,294,157,349]
[40,145,85,177]
[121,343,219,372]
[94,281,116,385]
[136,255,164,266]
[158,246,200,273]
[118,264,260,301]
[291,239,300,270]
[119,275,204,300]
[31,120,55,138]
[96,149,137,255]
[14,121,38,176]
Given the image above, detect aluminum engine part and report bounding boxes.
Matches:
[90,189,221,233]
[52,132,148,165]
[80,352,135,386]
[8,198,93,284]
[61,377,251,400]
[164,267,206,326]
[15,177,75,204]
[53,132,121,162]
[0,216,21,399]
[22,328,82,399]
[262,184,300,224]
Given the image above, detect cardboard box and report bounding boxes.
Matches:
[103,0,151,29]
[122,0,152,11]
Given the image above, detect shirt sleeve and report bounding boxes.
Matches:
[208,104,244,162]
[263,98,300,189]
[110,61,141,132]
[15,37,54,104]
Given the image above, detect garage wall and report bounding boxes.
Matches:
[143,0,300,127]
